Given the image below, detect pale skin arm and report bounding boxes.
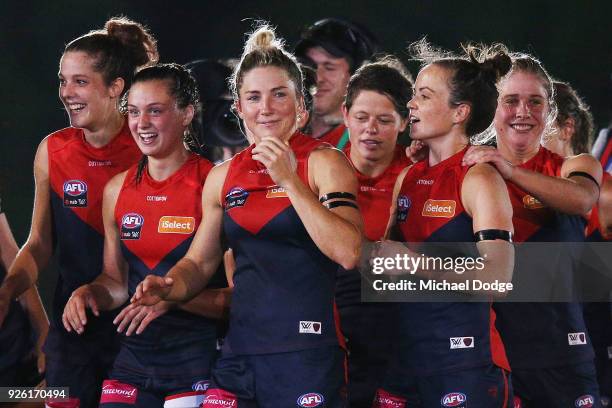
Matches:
[463,146,602,216]
[0,138,54,326]
[0,213,49,374]
[252,138,363,269]
[132,162,229,305]
[375,164,515,298]
[598,176,612,238]
[62,172,130,334]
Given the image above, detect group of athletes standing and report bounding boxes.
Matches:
[0,15,610,408]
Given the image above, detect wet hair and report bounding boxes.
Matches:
[410,39,512,140]
[128,63,202,182]
[230,24,303,104]
[65,16,158,96]
[345,56,413,119]
[552,81,594,154]
[504,53,558,136]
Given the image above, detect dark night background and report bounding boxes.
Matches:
[2,0,612,307]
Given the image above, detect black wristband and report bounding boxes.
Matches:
[319,192,356,203]
[325,200,359,210]
[474,229,513,243]
[567,171,600,189]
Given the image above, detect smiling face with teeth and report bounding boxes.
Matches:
[495,71,550,159]
[126,79,193,159]
[58,51,122,135]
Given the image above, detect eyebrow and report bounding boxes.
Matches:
[418,86,435,93]
[244,86,289,94]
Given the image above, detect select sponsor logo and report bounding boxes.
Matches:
[63,179,88,207]
[299,321,322,335]
[225,187,248,210]
[575,395,594,407]
[297,393,324,407]
[373,391,406,408]
[449,337,474,349]
[120,213,144,240]
[158,216,195,234]
[522,194,544,209]
[441,392,466,407]
[422,199,456,218]
[192,380,210,392]
[397,195,411,222]
[100,380,138,404]
[568,332,587,346]
[266,185,288,198]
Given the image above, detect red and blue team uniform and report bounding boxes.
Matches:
[0,264,39,386]
[99,154,221,408]
[582,172,611,405]
[202,133,346,408]
[374,148,511,408]
[335,145,408,407]
[46,123,139,407]
[494,147,601,407]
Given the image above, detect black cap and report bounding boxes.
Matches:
[294,18,380,72]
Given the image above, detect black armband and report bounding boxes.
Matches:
[319,192,356,203]
[474,229,513,243]
[567,171,600,189]
[325,200,359,210]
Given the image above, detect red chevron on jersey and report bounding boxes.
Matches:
[505,147,564,243]
[48,122,140,234]
[397,147,470,242]
[115,154,212,270]
[222,132,327,235]
[346,145,410,240]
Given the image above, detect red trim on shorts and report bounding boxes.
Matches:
[489,305,511,371]
[165,390,205,401]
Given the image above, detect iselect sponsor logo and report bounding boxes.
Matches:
[422,199,456,218]
[158,216,195,234]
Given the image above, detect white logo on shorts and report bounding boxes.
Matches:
[299,321,322,334]
[568,332,587,346]
[449,337,474,349]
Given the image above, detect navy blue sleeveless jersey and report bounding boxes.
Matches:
[221,132,341,355]
[113,154,221,375]
[395,148,510,376]
[46,123,139,361]
[0,265,33,371]
[493,147,595,369]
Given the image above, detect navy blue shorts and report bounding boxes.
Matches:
[511,361,601,408]
[98,377,210,407]
[201,345,346,407]
[374,365,511,408]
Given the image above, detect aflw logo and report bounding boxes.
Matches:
[449,337,474,349]
[568,332,587,346]
[299,321,321,334]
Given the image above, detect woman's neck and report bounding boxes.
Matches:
[497,140,540,165]
[83,110,125,148]
[147,147,191,182]
[426,131,468,166]
[350,145,396,178]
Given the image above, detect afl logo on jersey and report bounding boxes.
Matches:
[297,393,324,407]
[575,395,594,407]
[120,213,144,240]
[397,195,411,222]
[192,380,210,392]
[63,179,88,207]
[225,187,248,210]
[441,392,466,407]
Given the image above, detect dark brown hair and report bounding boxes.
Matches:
[65,16,158,96]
